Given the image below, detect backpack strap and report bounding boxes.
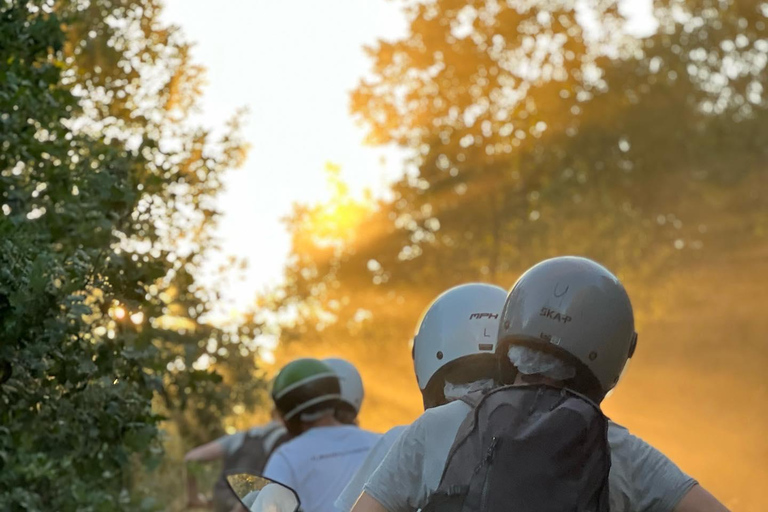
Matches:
[262,423,289,455]
[434,391,488,489]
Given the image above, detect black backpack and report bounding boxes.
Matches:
[423,384,611,512]
[212,423,291,512]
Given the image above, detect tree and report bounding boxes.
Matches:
[1,1,266,509]
[350,0,768,280]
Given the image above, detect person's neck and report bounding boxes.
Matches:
[304,414,342,431]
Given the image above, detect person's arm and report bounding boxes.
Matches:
[351,492,390,512]
[673,485,730,512]
[357,418,430,512]
[184,439,226,462]
[607,422,728,512]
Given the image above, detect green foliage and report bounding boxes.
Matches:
[1,1,266,510]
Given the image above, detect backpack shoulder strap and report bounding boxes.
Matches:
[262,424,290,456]
[434,393,487,489]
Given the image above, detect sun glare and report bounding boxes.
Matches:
[305,163,373,249]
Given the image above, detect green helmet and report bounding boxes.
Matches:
[271,358,342,421]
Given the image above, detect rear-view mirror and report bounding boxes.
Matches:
[225,471,300,512]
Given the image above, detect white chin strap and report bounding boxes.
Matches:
[443,379,495,401]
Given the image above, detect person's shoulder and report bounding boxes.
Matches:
[607,419,629,433]
[381,425,407,443]
[246,420,285,438]
[421,399,470,424]
[367,425,406,455]
[269,430,307,459]
[606,420,663,468]
[338,425,381,444]
[401,400,469,440]
[607,420,641,448]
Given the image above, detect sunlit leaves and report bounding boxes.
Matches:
[348,0,768,282]
[352,0,632,148]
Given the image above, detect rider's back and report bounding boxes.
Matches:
[362,399,696,512]
[424,385,610,512]
[264,425,379,512]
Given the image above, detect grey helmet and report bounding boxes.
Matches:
[497,256,637,401]
[413,283,508,408]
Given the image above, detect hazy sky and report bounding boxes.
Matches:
[161,0,655,313]
[161,0,409,311]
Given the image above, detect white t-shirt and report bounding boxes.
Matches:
[263,425,380,512]
[335,426,407,511]
[356,401,697,512]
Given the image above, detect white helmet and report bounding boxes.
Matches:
[413,283,508,408]
[497,256,637,401]
[322,358,364,416]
